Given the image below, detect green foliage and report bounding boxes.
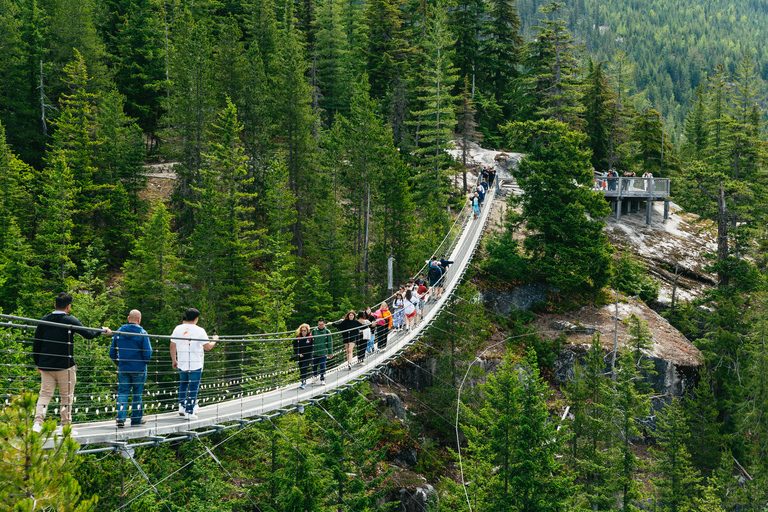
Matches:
[650,398,702,512]
[613,253,661,303]
[0,393,97,512]
[501,119,613,294]
[464,348,575,511]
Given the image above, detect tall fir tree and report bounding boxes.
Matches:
[274,4,318,256]
[121,202,183,334]
[501,119,613,293]
[188,98,260,334]
[651,398,702,512]
[582,58,615,173]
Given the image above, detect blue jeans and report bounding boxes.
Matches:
[117,369,147,424]
[313,355,327,381]
[178,369,202,414]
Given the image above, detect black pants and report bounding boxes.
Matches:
[298,358,311,383]
[376,324,389,350]
[356,335,366,362]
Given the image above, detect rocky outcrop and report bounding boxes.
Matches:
[479,282,551,314]
[545,297,702,396]
[379,485,437,512]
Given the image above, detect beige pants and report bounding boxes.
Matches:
[35,366,77,425]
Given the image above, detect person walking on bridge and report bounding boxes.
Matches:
[293,324,313,389]
[373,302,392,350]
[170,308,218,420]
[32,292,113,435]
[311,318,333,385]
[332,311,362,370]
[110,309,152,427]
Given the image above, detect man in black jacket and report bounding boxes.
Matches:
[32,292,112,434]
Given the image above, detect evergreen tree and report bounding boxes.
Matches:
[0,120,35,238]
[449,0,484,96]
[455,75,482,193]
[313,0,354,125]
[582,58,615,172]
[467,348,574,511]
[274,5,318,256]
[563,334,615,510]
[0,393,98,512]
[631,107,664,174]
[0,217,45,314]
[522,2,583,126]
[36,153,78,286]
[681,84,709,162]
[625,313,657,391]
[363,0,411,101]
[50,50,104,250]
[682,369,723,477]
[188,98,260,334]
[651,398,702,512]
[476,0,523,140]
[165,7,216,240]
[112,0,166,139]
[408,0,458,211]
[121,203,182,334]
[501,119,613,293]
[612,350,650,511]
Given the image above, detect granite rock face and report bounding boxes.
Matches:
[480,282,551,315]
[380,485,437,512]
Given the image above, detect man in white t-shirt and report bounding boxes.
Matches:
[170,308,218,420]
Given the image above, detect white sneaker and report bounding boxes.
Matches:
[178,404,185,416]
[32,423,42,433]
[184,413,198,420]
[193,404,199,415]
[321,380,326,386]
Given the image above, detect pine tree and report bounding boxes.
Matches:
[408,0,458,209]
[363,0,411,101]
[121,203,183,334]
[477,0,522,139]
[165,7,216,239]
[50,50,104,249]
[450,0,484,96]
[563,334,615,510]
[682,370,722,477]
[467,348,574,511]
[188,98,260,334]
[313,0,354,125]
[0,120,35,238]
[0,217,45,314]
[651,398,702,512]
[455,75,482,193]
[522,2,583,126]
[681,84,709,162]
[274,6,318,256]
[501,119,613,293]
[112,0,166,139]
[36,153,78,286]
[0,393,98,511]
[625,314,657,391]
[612,350,650,511]
[631,107,664,174]
[582,58,615,173]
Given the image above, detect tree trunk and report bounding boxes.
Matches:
[717,185,729,287]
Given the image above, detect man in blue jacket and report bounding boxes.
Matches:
[110,309,152,427]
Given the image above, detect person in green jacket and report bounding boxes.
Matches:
[311,318,333,385]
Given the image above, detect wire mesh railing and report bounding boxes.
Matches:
[0,175,490,429]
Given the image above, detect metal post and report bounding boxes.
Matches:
[616,199,622,220]
[664,199,670,221]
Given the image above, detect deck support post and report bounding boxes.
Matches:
[646,196,653,226]
[664,199,670,221]
[616,199,622,220]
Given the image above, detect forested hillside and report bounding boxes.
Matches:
[518,0,768,144]
[2,0,768,509]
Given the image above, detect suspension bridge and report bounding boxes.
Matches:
[0,179,499,455]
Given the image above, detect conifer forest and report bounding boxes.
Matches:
[2,0,768,509]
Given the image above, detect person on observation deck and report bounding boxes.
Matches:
[110,309,152,428]
[32,292,112,435]
[170,308,218,420]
